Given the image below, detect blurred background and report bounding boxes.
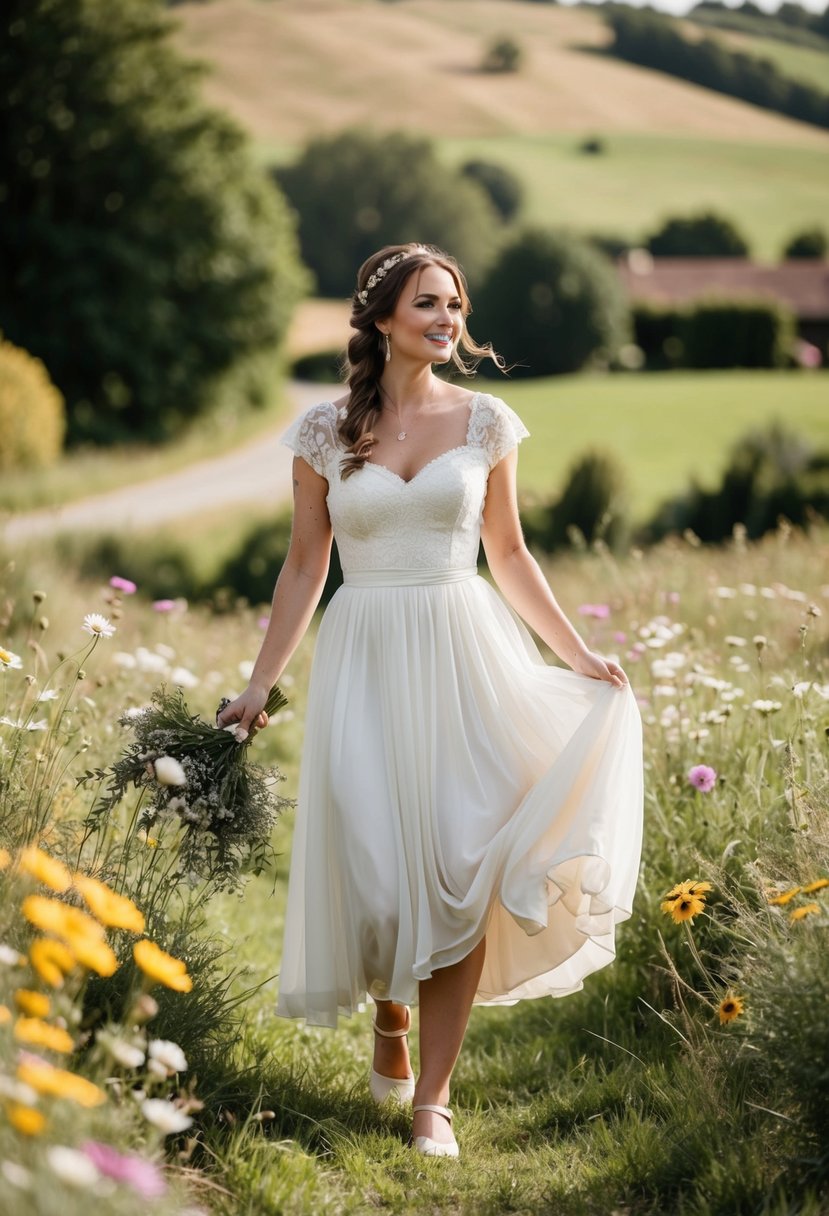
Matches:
[1,0,828,598]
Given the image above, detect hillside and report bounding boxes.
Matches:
[170,0,829,147]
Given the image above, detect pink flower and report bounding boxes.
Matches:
[257,616,270,631]
[688,764,717,793]
[81,1142,166,1199]
[152,600,176,613]
[613,631,627,644]
[109,576,137,595]
[578,604,610,620]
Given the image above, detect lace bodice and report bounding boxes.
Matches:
[280,392,529,574]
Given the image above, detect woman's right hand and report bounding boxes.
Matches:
[216,685,270,741]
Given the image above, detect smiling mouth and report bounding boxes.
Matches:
[425,333,453,344]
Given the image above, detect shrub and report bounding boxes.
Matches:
[474,229,631,377]
[481,36,523,73]
[783,227,828,258]
[275,129,501,297]
[216,512,343,607]
[0,0,307,445]
[646,210,751,257]
[679,297,794,368]
[460,160,524,222]
[522,450,630,553]
[291,349,346,384]
[0,336,65,470]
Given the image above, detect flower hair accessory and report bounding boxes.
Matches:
[356,252,413,307]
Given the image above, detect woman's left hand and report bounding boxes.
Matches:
[572,650,629,689]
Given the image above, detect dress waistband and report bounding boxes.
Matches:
[342,567,478,588]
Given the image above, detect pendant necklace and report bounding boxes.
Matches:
[379,382,433,442]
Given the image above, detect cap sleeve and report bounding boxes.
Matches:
[470,394,530,469]
[280,401,340,478]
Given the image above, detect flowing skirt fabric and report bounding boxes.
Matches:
[276,573,643,1028]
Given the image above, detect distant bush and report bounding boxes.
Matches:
[0,0,307,446]
[0,337,65,470]
[647,423,829,542]
[679,298,795,368]
[474,229,631,377]
[631,302,687,370]
[578,136,606,155]
[783,227,828,259]
[460,160,523,222]
[275,129,501,296]
[523,450,631,553]
[216,513,343,607]
[291,349,346,384]
[481,36,523,73]
[646,211,751,257]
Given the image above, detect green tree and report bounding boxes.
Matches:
[460,160,523,223]
[473,229,631,377]
[783,227,828,259]
[0,0,307,445]
[481,36,524,73]
[274,130,500,297]
[646,211,751,257]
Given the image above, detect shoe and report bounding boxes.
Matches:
[369,1006,415,1105]
[412,1104,459,1158]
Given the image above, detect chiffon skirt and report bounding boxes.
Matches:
[276,569,643,1028]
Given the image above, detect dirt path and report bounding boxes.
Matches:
[2,381,335,544]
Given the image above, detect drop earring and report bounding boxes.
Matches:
[385,333,391,363]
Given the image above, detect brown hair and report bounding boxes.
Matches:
[338,243,502,479]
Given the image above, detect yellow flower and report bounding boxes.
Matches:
[767,886,801,906]
[22,895,106,942]
[662,879,714,903]
[30,938,76,988]
[133,939,192,993]
[14,989,50,1018]
[66,934,118,977]
[17,1059,105,1107]
[19,846,72,893]
[0,846,11,869]
[790,902,820,922]
[661,893,706,923]
[14,1017,74,1054]
[718,993,745,1024]
[801,878,829,894]
[75,875,145,934]
[5,1101,46,1136]
[0,1004,11,1024]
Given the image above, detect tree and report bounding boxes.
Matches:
[0,0,307,444]
[646,211,751,257]
[783,228,828,259]
[274,130,501,297]
[460,161,523,223]
[481,37,523,73]
[473,229,631,377]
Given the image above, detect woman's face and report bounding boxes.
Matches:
[379,264,464,366]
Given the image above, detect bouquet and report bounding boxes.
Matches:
[83,684,292,890]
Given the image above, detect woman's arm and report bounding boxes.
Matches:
[481,449,627,688]
[217,455,333,736]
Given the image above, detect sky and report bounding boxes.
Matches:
[559,0,826,15]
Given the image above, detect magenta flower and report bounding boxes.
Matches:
[688,764,717,793]
[257,616,270,630]
[109,576,137,595]
[613,631,627,644]
[152,600,176,613]
[81,1142,166,1199]
[578,603,610,620]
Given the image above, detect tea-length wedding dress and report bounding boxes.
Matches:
[276,392,643,1028]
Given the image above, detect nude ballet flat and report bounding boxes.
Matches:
[369,1007,415,1105]
[412,1104,459,1158]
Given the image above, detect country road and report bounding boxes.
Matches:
[1,381,336,545]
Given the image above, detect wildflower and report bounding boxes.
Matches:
[0,646,23,670]
[22,894,106,943]
[753,635,767,651]
[30,938,76,988]
[154,756,187,787]
[81,1141,167,1199]
[170,667,199,689]
[718,994,745,1024]
[790,902,820,922]
[0,716,48,731]
[75,875,145,934]
[152,600,176,613]
[661,893,706,923]
[109,576,137,595]
[0,1005,11,1024]
[67,935,118,977]
[258,616,270,630]
[0,942,24,965]
[47,1145,101,1189]
[36,689,59,703]
[724,635,747,647]
[688,764,717,792]
[14,1017,74,1054]
[133,940,192,993]
[19,845,72,893]
[663,880,713,901]
[147,1039,187,1077]
[578,603,611,619]
[767,886,800,906]
[801,878,829,894]
[751,699,782,715]
[140,1097,193,1135]
[82,613,115,639]
[97,1032,146,1069]
[5,1101,46,1136]
[1,1160,33,1190]
[14,990,50,1018]
[17,1056,106,1107]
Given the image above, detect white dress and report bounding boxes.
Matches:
[276,392,643,1028]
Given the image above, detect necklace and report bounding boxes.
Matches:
[379,382,434,442]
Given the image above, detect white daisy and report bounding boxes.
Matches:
[0,646,23,670]
[82,613,115,639]
[140,1098,193,1134]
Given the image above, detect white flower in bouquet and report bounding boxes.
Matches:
[154,755,187,787]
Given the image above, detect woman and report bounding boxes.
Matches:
[218,242,643,1158]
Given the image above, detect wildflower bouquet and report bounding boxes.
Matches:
[83,684,291,889]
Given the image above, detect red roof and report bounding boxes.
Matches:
[616,255,829,320]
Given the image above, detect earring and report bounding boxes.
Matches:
[385,333,391,363]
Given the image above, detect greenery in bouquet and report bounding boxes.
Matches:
[83,684,291,890]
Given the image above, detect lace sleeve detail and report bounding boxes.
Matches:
[469,394,530,468]
[280,401,340,478]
